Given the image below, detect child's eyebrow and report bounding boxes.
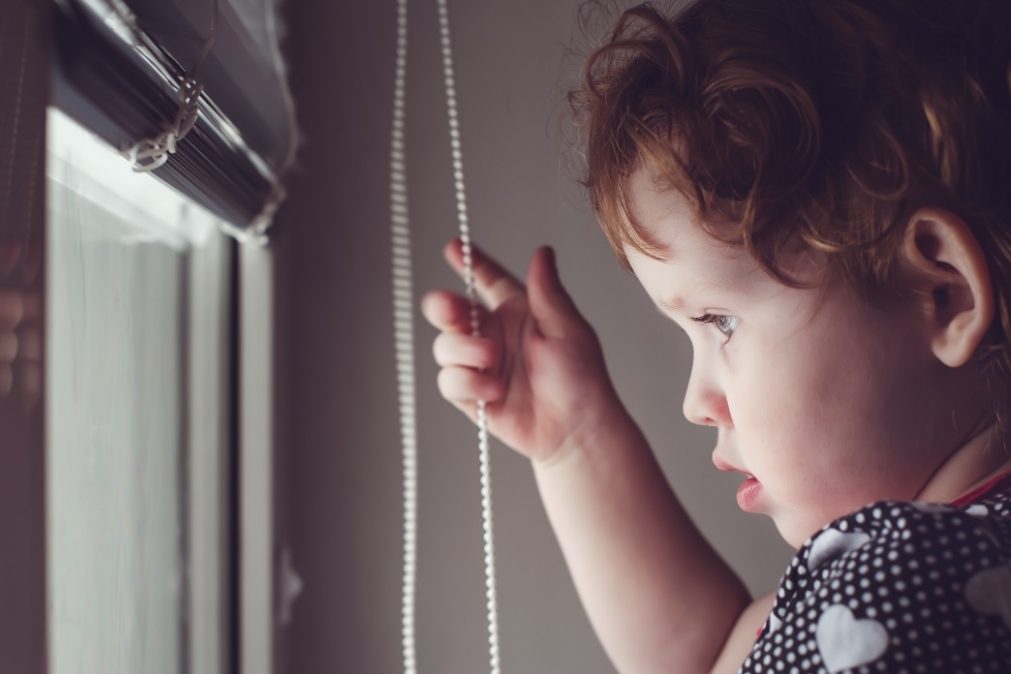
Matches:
[655,295,686,314]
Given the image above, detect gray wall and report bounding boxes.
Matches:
[278,1,793,671]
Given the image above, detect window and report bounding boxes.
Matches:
[0,0,294,670]
[46,106,233,674]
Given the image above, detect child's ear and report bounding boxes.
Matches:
[898,207,995,368]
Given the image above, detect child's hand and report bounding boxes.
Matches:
[421,238,621,465]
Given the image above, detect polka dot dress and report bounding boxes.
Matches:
[739,473,1011,674]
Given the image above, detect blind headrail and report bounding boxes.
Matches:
[52,0,286,244]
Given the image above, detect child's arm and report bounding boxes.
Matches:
[422,239,762,673]
[708,589,777,674]
[532,404,755,674]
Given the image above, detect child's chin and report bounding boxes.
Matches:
[773,513,819,551]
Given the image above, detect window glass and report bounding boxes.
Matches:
[46,107,231,674]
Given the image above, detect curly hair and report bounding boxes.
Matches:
[570,0,1011,440]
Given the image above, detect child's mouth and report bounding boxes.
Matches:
[736,475,762,511]
[713,453,762,509]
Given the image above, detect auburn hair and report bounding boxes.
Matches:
[570,0,1011,439]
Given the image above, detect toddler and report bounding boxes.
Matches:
[421,1,1011,672]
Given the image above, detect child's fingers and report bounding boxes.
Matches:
[436,365,504,404]
[432,332,499,371]
[443,238,525,312]
[449,398,482,428]
[420,289,490,335]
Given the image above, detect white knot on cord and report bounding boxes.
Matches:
[126,76,203,172]
[217,182,285,247]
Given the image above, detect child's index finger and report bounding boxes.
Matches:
[443,238,524,311]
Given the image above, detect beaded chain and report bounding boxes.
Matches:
[390,1,502,672]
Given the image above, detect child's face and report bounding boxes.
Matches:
[622,168,979,549]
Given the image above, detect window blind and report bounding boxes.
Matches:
[52,0,298,241]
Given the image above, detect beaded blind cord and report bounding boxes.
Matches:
[390,0,417,669]
[392,0,502,672]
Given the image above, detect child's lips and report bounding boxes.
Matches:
[714,452,761,509]
[736,475,763,511]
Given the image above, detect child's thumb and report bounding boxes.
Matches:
[526,246,583,339]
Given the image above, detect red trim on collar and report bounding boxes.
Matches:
[949,467,1011,507]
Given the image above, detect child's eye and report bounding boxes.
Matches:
[691,313,739,342]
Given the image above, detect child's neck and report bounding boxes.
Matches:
[914,420,1011,503]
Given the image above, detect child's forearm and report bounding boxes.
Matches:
[532,408,751,674]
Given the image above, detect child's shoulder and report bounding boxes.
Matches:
[742,481,1011,673]
[800,480,1011,570]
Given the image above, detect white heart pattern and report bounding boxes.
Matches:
[807,528,872,572]
[966,504,989,517]
[965,565,1011,631]
[816,604,890,672]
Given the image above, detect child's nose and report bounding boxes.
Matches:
[682,364,730,427]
